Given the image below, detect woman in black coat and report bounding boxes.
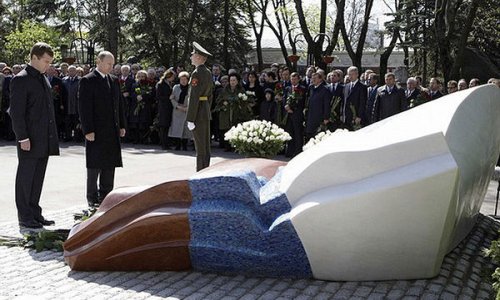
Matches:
[128,70,153,144]
[156,69,175,150]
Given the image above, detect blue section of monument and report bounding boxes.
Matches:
[188,169,312,278]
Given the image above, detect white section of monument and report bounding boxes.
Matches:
[281,85,500,281]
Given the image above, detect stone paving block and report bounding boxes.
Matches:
[440,292,458,300]
[270,280,291,291]
[218,279,242,291]
[249,282,275,294]
[372,282,393,294]
[340,281,358,290]
[476,289,492,300]
[427,283,444,294]
[238,294,260,300]
[405,286,424,296]
[386,289,405,299]
[257,290,281,300]
[420,293,440,300]
[197,283,219,294]
[314,292,334,299]
[168,278,192,290]
[332,288,354,299]
[279,288,300,298]
[445,284,461,295]
[293,295,312,300]
[322,282,341,293]
[205,290,230,299]
[301,285,321,296]
[458,295,473,300]
[367,293,386,300]
[239,278,262,289]
[174,285,201,297]
[352,286,372,297]
[150,288,177,297]
[227,287,248,297]
[290,279,311,289]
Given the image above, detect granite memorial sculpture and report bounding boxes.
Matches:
[64,85,500,281]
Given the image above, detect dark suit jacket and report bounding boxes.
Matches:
[9,65,59,158]
[430,90,443,100]
[405,88,421,108]
[342,81,367,126]
[78,70,125,169]
[306,84,332,134]
[49,76,67,115]
[156,80,173,127]
[373,85,407,121]
[365,85,379,125]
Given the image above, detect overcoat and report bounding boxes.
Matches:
[10,65,60,158]
[78,70,125,169]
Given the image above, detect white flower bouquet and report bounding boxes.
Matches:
[224,120,291,158]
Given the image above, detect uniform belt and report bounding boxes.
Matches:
[199,96,208,101]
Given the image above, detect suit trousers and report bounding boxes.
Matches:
[87,168,115,204]
[15,157,49,222]
[192,120,211,172]
[285,116,304,158]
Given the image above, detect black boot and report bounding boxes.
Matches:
[174,138,181,150]
[181,139,188,151]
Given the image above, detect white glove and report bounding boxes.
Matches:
[187,122,196,131]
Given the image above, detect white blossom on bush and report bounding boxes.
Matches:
[303,129,349,151]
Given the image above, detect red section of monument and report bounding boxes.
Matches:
[64,180,193,271]
[63,158,286,271]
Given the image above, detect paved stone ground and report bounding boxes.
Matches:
[0,207,499,299]
[1,141,500,299]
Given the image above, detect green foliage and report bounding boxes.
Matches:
[484,234,500,299]
[5,20,62,63]
[0,229,69,252]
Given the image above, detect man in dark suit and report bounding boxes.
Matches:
[429,78,443,100]
[365,73,379,125]
[186,42,214,171]
[10,42,60,229]
[284,72,306,157]
[341,66,367,130]
[405,77,421,108]
[62,65,80,142]
[326,70,344,130]
[78,51,126,207]
[373,72,407,122]
[305,72,332,142]
[47,65,67,140]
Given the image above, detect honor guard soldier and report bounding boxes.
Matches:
[186,42,213,171]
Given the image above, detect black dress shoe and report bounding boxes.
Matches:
[35,218,55,226]
[19,221,43,229]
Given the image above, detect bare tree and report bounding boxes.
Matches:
[338,0,374,70]
[246,0,268,71]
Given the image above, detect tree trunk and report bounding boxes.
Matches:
[380,29,399,80]
[222,0,231,69]
[108,0,119,57]
[262,0,291,69]
[449,0,481,80]
[182,0,199,64]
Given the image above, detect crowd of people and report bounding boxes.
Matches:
[1,60,499,158]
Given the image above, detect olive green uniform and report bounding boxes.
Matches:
[186,64,213,171]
